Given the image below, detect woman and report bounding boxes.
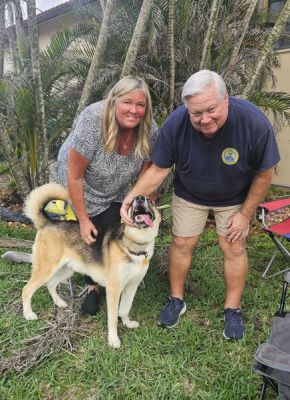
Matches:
[56,76,158,315]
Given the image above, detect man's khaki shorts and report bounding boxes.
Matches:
[172,194,245,237]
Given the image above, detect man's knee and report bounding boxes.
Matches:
[171,235,199,254]
[219,238,247,258]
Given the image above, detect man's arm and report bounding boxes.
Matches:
[240,167,274,219]
[120,163,171,224]
[227,167,274,242]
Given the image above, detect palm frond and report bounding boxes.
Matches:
[41,22,98,61]
[248,91,290,134]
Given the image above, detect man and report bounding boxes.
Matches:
[120,70,280,340]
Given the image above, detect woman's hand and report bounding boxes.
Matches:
[79,218,98,245]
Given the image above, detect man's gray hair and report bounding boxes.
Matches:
[181,70,227,104]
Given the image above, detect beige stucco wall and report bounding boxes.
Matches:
[271,50,290,187]
[37,12,82,50]
[3,11,82,73]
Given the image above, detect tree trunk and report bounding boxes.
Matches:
[242,0,290,99]
[0,6,5,77]
[121,0,153,77]
[199,0,223,70]
[0,120,30,197]
[168,0,175,113]
[225,0,259,78]
[14,0,28,67]
[26,0,49,184]
[7,2,18,74]
[99,0,106,13]
[75,0,116,117]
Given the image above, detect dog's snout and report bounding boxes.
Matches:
[135,195,145,203]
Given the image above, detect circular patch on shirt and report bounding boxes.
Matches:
[221,148,239,165]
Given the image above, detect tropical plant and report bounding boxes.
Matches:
[26,0,49,184]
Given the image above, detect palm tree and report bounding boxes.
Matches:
[7,2,18,74]
[14,0,29,69]
[242,0,290,99]
[0,6,5,77]
[99,0,106,13]
[26,0,49,184]
[224,0,260,78]
[121,0,153,77]
[199,0,223,69]
[168,0,175,112]
[75,0,116,117]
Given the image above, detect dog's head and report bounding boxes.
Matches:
[129,195,161,229]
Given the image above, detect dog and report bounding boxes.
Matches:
[22,183,161,348]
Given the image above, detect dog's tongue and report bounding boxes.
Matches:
[135,214,153,227]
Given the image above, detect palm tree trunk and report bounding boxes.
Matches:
[199,0,223,70]
[0,120,30,197]
[7,2,18,74]
[242,0,290,99]
[225,0,259,78]
[121,0,153,77]
[99,0,106,13]
[26,0,49,184]
[168,0,175,113]
[0,6,5,78]
[75,0,116,117]
[14,0,28,67]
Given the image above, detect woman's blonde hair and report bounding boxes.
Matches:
[102,76,153,158]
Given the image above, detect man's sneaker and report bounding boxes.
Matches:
[223,308,245,340]
[158,296,187,328]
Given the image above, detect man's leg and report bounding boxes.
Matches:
[158,195,208,328]
[158,235,199,328]
[168,235,200,300]
[218,236,248,339]
[218,236,248,309]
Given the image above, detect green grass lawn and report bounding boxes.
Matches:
[0,220,287,399]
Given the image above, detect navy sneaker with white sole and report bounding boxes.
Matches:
[158,296,187,328]
[223,308,245,340]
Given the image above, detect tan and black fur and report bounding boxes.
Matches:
[22,183,161,348]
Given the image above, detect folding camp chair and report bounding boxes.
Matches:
[257,198,290,279]
[253,271,290,400]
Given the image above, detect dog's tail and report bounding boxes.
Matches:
[24,183,70,229]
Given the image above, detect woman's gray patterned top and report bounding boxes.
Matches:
[56,100,159,217]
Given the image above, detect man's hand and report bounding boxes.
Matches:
[120,193,135,225]
[79,218,98,245]
[226,211,250,243]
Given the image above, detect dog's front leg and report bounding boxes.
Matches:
[106,284,122,348]
[119,282,140,328]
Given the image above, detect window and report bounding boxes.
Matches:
[268,0,290,49]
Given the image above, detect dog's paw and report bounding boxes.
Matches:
[24,311,38,320]
[123,320,139,329]
[55,298,68,308]
[108,334,121,349]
